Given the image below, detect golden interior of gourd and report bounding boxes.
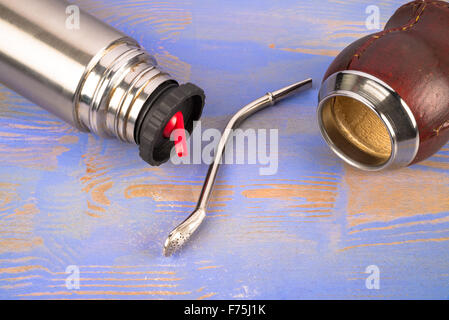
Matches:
[320,96,392,166]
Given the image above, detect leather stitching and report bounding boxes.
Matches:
[347,0,429,68]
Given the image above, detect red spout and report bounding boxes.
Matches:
[163,111,187,157]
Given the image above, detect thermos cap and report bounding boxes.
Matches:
[136,83,205,166]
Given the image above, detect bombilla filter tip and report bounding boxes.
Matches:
[163,208,206,257]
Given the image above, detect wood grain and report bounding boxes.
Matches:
[0,0,448,300]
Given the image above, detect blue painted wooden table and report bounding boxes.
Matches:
[1,0,449,299]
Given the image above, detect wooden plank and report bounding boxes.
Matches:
[0,0,448,299]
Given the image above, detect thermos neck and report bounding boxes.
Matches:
[318,70,419,171]
[75,38,205,166]
[76,38,174,144]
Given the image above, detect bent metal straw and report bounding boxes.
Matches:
[163,79,313,256]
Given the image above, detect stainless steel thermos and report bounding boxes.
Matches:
[0,0,205,165]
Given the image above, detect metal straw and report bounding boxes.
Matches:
[163,78,313,256]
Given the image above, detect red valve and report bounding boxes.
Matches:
[163,111,187,158]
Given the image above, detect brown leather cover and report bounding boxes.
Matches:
[323,0,449,164]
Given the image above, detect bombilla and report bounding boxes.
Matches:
[163,78,313,256]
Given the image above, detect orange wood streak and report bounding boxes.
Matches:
[419,160,449,170]
[91,181,113,206]
[340,237,449,252]
[0,265,53,274]
[242,183,337,202]
[79,136,117,216]
[0,237,43,254]
[0,198,43,254]
[197,292,217,300]
[52,270,176,275]
[57,135,79,144]
[349,215,449,235]
[0,87,76,170]
[17,290,192,297]
[87,200,106,213]
[154,47,191,82]
[0,282,32,289]
[50,277,183,282]
[344,166,449,227]
[0,275,42,281]
[281,47,341,56]
[0,183,19,213]
[124,184,234,202]
[0,256,46,264]
[197,266,221,270]
[48,283,178,288]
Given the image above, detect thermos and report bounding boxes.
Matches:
[0,0,205,166]
[318,0,449,171]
